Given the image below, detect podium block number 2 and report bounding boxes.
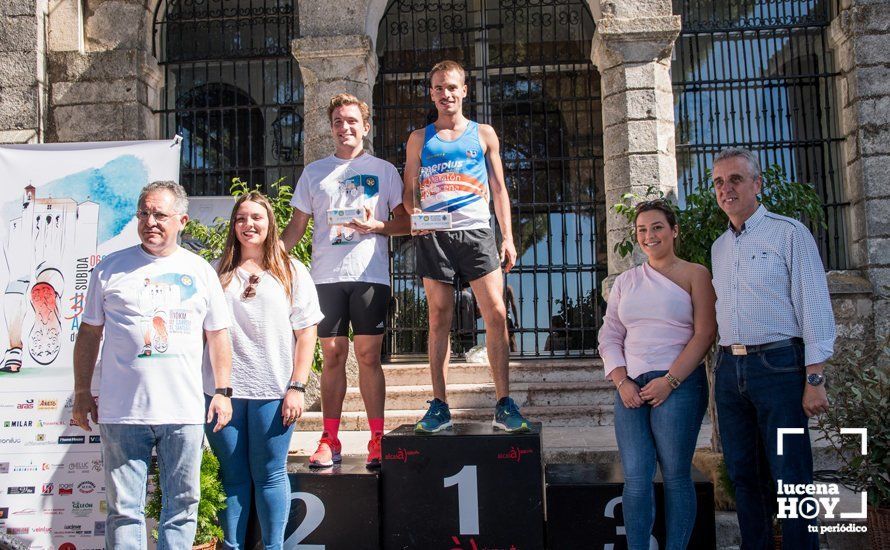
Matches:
[443,465,479,535]
[284,491,325,550]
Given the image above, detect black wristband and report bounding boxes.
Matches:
[287,381,306,393]
[214,387,233,397]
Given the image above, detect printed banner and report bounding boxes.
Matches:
[0,139,181,549]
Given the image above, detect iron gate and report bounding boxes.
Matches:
[374,0,607,358]
[672,0,847,268]
[153,0,304,196]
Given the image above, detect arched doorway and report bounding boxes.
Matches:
[153,0,304,196]
[374,0,606,358]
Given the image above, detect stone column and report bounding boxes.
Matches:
[291,35,378,163]
[828,0,890,340]
[591,8,681,291]
[45,0,160,142]
[0,0,46,144]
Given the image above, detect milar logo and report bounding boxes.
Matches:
[78,481,96,494]
[38,399,58,409]
[16,399,34,410]
[59,435,85,444]
[7,486,35,495]
[3,420,32,427]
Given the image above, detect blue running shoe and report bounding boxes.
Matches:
[493,396,530,433]
[415,398,452,433]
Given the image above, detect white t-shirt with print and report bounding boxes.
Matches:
[291,153,403,285]
[202,259,323,399]
[82,245,231,425]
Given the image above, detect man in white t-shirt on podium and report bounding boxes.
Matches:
[72,181,233,550]
[282,93,409,469]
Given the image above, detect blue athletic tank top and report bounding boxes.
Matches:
[419,121,491,230]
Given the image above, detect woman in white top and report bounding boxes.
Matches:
[203,191,323,550]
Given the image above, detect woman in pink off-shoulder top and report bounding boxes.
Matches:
[597,199,716,550]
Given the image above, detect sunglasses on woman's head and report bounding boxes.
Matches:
[241,274,260,301]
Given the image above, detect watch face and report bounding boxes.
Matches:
[807,373,824,386]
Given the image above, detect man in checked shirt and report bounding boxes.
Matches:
[711,147,834,549]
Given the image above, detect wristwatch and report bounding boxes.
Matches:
[287,381,307,393]
[806,373,825,387]
[215,387,233,397]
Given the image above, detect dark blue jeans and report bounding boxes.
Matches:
[204,396,295,550]
[715,342,819,550]
[614,367,708,550]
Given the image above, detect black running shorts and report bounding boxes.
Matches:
[316,282,390,338]
[415,227,501,286]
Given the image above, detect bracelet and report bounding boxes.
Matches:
[616,377,630,391]
[665,373,681,389]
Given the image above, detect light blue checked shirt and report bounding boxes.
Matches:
[711,205,836,366]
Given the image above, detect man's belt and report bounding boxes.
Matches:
[721,338,803,356]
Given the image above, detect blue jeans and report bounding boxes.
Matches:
[100,423,204,550]
[205,396,295,550]
[715,342,818,550]
[614,367,707,550]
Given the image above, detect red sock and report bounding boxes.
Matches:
[368,417,384,436]
[322,418,340,442]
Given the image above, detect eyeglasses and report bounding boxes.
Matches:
[136,210,175,223]
[241,274,260,301]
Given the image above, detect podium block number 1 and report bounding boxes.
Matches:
[284,491,325,550]
[443,465,479,535]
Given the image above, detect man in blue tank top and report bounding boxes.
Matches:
[403,60,530,433]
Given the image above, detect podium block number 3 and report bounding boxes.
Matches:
[284,491,325,550]
[443,465,480,535]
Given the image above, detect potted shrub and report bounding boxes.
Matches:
[816,337,890,547]
[146,446,227,549]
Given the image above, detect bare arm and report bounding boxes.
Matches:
[281,208,311,251]
[402,130,424,213]
[281,324,317,426]
[480,124,516,272]
[205,328,233,432]
[72,322,103,431]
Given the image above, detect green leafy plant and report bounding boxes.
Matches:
[146,447,226,546]
[183,177,322,372]
[817,337,890,508]
[611,165,825,267]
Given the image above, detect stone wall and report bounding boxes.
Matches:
[829,0,890,346]
[44,0,159,142]
[0,0,45,143]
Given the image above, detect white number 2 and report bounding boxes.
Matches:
[443,465,480,535]
[284,491,325,550]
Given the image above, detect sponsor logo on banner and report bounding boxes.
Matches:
[38,399,58,410]
[13,461,38,472]
[59,435,85,444]
[6,527,29,535]
[0,462,8,473]
[38,419,65,427]
[59,483,74,495]
[16,399,34,410]
[78,481,96,494]
[69,460,89,473]
[3,420,32,427]
[99,500,107,513]
[0,507,8,519]
[64,396,75,410]
[59,543,77,550]
[42,507,64,515]
[71,501,93,517]
[7,486,36,494]
[42,462,64,471]
[42,483,54,495]
[89,435,101,444]
[0,437,22,445]
[33,526,52,534]
[94,521,105,536]
[91,458,103,471]
[12,508,36,516]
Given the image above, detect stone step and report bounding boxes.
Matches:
[340,380,614,411]
[294,406,612,431]
[382,359,605,386]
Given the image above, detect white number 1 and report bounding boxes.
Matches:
[443,465,480,535]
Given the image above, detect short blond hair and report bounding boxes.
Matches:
[429,60,466,85]
[327,93,371,124]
